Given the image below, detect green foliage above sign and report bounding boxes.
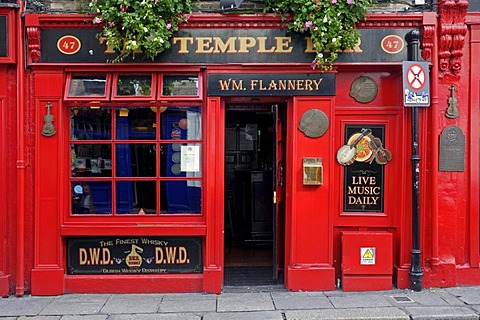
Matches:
[263,0,375,70]
[89,0,194,62]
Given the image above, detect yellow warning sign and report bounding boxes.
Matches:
[363,249,374,259]
[360,247,376,265]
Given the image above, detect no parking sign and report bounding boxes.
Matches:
[402,61,430,107]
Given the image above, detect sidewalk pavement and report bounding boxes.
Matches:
[1,285,480,320]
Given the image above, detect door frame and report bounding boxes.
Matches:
[220,97,287,285]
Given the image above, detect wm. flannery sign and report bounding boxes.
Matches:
[36,28,412,64]
[208,73,335,96]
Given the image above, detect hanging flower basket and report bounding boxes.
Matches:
[263,0,375,70]
[89,0,194,62]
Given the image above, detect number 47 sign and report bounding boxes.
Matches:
[402,61,430,107]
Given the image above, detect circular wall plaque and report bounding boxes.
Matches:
[298,109,329,138]
[349,76,378,103]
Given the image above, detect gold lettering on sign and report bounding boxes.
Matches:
[347,175,380,206]
[217,78,323,92]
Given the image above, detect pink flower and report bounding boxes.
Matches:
[347,0,352,3]
[304,21,314,31]
[108,21,115,27]
[166,23,172,30]
[331,0,337,3]
[93,17,102,24]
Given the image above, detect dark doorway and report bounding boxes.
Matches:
[224,103,285,286]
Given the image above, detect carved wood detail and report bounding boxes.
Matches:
[437,0,468,78]
[26,27,41,62]
[421,25,435,61]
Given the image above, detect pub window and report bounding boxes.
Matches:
[65,74,111,101]
[161,75,199,97]
[113,74,156,100]
[68,73,203,216]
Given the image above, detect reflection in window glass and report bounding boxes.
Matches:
[71,181,112,214]
[68,75,107,96]
[71,144,112,177]
[162,75,198,96]
[116,181,156,214]
[160,181,201,214]
[116,144,156,177]
[115,107,156,140]
[71,107,112,140]
[117,75,152,96]
[160,107,201,140]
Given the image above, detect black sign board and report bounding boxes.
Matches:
[67,236,202,275]
[439,125,465,172]
[37,28,413,64]
[208,73,335,96]
[0,15,7,57]
[343,125,385,212]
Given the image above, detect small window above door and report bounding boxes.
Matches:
[112,74,157,101]
[65,74,111,101]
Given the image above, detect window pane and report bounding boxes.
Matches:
[160,107,202,140]
[69,75,107,97]
[160,143,202,178]
[116,144,156,177]
[71,107,111,140]
[115,107,156,140]
[162,75,198,96]
[116,181,156,214]
[160,181,201,214]
[72,181,112,214]
[117,75,152,96]
[71,144,112,177]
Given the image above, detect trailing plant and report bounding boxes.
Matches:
[89,0,194,62]
[264,0,375,70]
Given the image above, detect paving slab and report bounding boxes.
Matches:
[100,294,162,314]
[40,295,110,316]
[216,292,275,312]
[328,293,392,308]
[158,294,216,313]
[284,307,409,320]
[445,287,480,305]
[17,317,60,320]
[203,311,283,320]
[0,296,53,316]
[388,290,452,306]
[108,314,201,320]
[405,306,479,320]
[271,292,333,310]
[61,316,108,320]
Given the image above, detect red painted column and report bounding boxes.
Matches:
[203,96,223,294]
[285,97,335,291]
[30,71,65,295]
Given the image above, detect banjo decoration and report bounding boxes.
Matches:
[336,128,392,166]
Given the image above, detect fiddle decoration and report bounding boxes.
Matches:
[445,84,459,119]
[336,128,392,166]
[42,102,56,137]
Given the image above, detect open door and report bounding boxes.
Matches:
[272,103,285,279]
[223,102,285,286]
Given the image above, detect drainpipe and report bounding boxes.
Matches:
[15,0,25,297]
[406,29,423,292]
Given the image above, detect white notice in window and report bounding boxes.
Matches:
[181,145,200,172]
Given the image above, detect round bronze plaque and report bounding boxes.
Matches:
[298,109,329,138]
[349,76,378,103]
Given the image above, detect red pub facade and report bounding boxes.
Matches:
[0,0,479,296]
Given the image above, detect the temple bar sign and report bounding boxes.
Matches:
[208,73,335,96]
[0,15,7,57]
